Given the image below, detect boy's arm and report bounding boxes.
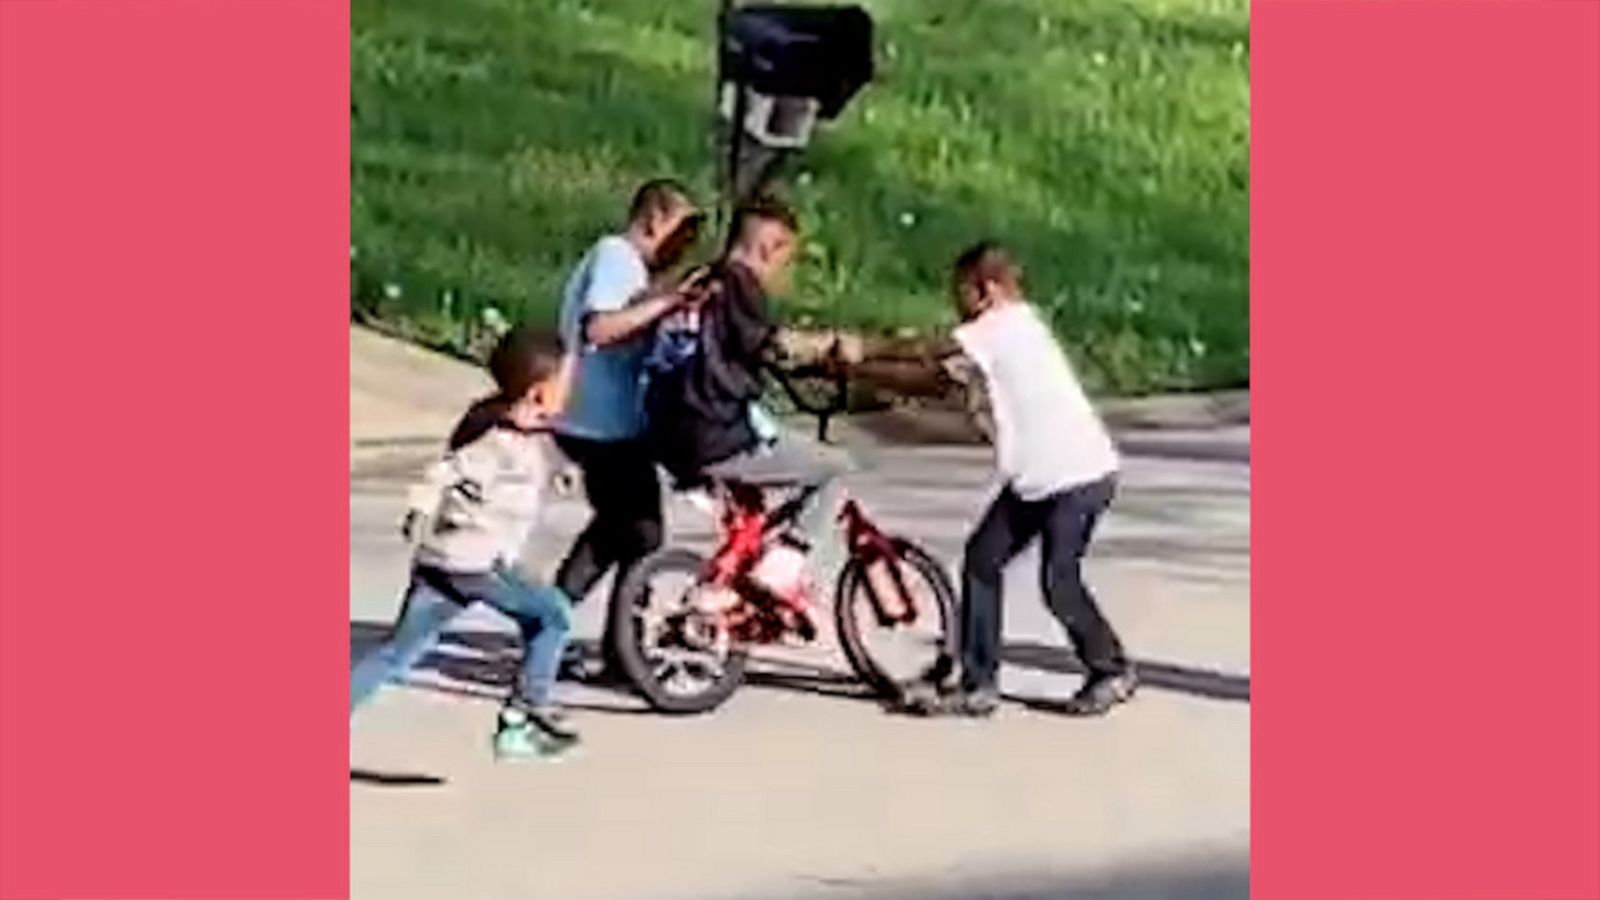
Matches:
[580,244,697,348]
[584,290,682,347]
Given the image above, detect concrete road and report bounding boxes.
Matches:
[349,328,1250,900]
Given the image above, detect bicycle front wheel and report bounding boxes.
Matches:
[833,539,959,698]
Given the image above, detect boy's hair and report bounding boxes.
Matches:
[629,178,693,224]
[953,241,1022,292]
[487,325,562,401]
[730,196,800,247]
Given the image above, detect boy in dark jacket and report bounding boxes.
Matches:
[645,200,846,578]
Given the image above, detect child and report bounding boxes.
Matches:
[906,242,1138,718]
[644,270,781,458]
[350,326,580,759]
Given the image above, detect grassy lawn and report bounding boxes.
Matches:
[352,0,1248,393]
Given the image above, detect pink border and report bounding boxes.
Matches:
[1,0,1596,896]
[1,1,350,897]
[1253,0,1599,897]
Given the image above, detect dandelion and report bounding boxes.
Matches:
[1091,51,1108,67]
[383,282,402,301]
[898,210,918,228]
[1128,299,1146,315]
[796,170,814,187]
[1188,336,1208,357]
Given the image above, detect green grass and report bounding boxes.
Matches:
[352,0,1248,393]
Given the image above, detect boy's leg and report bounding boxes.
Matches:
[350,570,464,714]
[489,569,575,710]
[472,568,580,758]
[553,436,661,677]
[553,437,663,604]
[1038,476,1136,714]
[957,487,1042,694]
[703,436,850,580]
[552,435,619,602]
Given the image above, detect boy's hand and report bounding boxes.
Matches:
[675,266,718,305]
[676,265,711,291]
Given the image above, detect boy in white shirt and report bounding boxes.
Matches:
[908,243,1137,718]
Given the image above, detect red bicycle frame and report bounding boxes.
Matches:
[700,483,920,641]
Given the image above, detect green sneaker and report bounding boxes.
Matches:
[492,706,578,761]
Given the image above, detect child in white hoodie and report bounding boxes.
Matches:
[350,327,579,759]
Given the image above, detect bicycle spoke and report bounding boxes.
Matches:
[651,656,678,682]
[678,649,727,682]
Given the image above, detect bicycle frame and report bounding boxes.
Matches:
[699,481,920,642]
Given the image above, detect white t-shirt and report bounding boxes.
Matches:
[954,302,1119,501]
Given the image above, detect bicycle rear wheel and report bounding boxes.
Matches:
[833,539,958,698]
[611,548,749,715]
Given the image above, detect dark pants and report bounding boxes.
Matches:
[553,434,664,607]
[959,476,1127,691]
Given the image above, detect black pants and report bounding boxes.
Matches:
[959,476,1127,691]
[553,435,664,607]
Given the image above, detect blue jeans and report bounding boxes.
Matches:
[350,564,573,713]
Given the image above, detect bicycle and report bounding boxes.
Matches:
[609,471,958,715]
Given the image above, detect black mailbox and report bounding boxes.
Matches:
[721,5,874,121]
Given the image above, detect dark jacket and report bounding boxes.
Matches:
[646,261,775,484]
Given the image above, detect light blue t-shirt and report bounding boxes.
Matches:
[556,235,651,441]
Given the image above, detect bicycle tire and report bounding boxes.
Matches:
[833,538,959,698]
[611,547,750,715]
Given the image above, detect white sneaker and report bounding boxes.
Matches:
[683,489,717,517]
[690,584,742,615]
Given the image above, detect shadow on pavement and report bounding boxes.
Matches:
[352,621,883,709]
[350,768,446,788]
[749,851,1248,900]
[1002,640,1249,703]
[352,624,1248,710]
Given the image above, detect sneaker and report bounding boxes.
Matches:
[899,684,1000,719]
[526,706,580,747]
[492,706,578,761]
[690,584,742,615]
[492,718,545,761]
[1059,669,1139,717]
